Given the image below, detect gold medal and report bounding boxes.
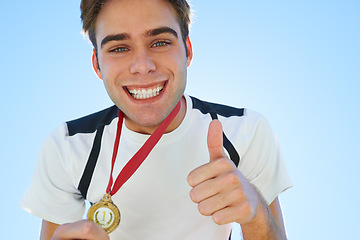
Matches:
[87,193,120,234]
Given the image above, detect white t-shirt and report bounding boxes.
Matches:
[21,94,292,240]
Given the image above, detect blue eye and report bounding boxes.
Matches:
[111,47,128,53]
[152,41,170,48]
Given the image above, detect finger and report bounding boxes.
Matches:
[207,120,226,161]
[187,157,235,187]
[197,190,237,218]
[52,220,109,240]
[198,191,253,225]
[191,170,243,204]
[212,205,251,225]
[189,177,219,203]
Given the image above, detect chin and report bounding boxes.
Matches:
[124,112,167,133]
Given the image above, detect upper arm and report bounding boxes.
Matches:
[269,197,286,236]
[40,220,59,240]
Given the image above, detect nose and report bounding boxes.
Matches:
[129,49,156,75]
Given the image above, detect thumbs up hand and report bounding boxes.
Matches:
[187,120,261,225]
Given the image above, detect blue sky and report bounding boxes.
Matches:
[1,1,359,239]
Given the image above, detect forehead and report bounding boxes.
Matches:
[95,0,180,39]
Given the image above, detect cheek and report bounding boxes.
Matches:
[173,55,188,84]
[164,51,188,75]
[100,64,126,98]
[99,52,126,72]
[100,59,127,85]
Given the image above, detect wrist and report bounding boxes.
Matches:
[240,191,286,240]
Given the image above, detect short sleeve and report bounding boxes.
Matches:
[239,111,292,204]
[20,124,85,224]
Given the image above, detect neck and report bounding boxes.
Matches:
[124,96,186,135]
[165,97,186,133]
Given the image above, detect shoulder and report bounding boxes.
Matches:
[187,94,272,143]
[42,105,119,153]
[66,105,118,136]
[189,96,245,118]
[188,95,266,126]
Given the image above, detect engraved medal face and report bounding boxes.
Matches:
[87,193,120,234]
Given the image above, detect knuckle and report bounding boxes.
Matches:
[212,158,236,175]
[222,171,240,186]
[232,204,252,224]
[232,187,245,200]
[240,201,253,219]
[214,158,231,169]
[81,220,96,236]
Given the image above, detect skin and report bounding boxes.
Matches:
[40,0,287,239]
[92,0,192,134]
[41,220,108,240]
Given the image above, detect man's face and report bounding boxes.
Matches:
[93,0,192,133]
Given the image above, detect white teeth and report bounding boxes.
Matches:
[128,85,164,100]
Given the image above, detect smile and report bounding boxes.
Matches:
[126,82,166,100]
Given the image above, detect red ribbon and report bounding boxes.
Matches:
[106,101,181,196]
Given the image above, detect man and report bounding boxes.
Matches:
[21,0,292,239]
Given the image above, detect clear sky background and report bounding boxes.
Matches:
[1,0,359,239]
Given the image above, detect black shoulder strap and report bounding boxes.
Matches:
[71,106,118,199]
[78,125,105,199]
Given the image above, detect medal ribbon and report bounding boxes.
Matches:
[106,101,181,196]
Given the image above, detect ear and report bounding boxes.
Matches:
[92,49,103,80]
[185,37,193,67]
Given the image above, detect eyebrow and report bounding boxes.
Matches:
[146,27,178,39]
[101,33,130,49]
[100,27,178,49]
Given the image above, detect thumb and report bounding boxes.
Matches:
[207,119,226,161]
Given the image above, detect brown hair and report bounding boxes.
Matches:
[80,0,191,53]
